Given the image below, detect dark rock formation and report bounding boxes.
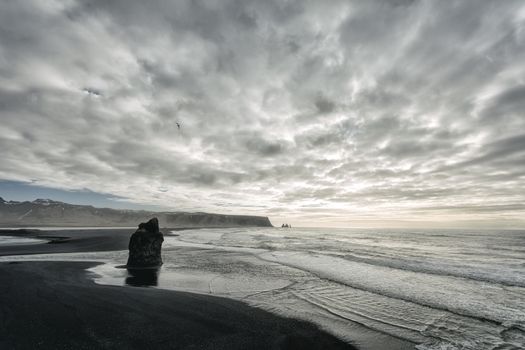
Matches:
[126,218,164,268]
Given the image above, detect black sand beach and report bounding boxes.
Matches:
[0,228,132,256]
[0,230,356,350]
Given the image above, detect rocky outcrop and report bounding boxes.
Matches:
[126,218,164,268]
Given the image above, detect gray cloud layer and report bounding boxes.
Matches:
[1,0,525,227]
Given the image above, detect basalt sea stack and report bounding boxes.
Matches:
[126,218,164,267]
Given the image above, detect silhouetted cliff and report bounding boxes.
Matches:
[0,198,273,228]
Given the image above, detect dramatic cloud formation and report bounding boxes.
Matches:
[1,0,525,227]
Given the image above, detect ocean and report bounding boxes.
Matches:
[3,227,525,349]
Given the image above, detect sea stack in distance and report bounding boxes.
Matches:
[126,217,164,267]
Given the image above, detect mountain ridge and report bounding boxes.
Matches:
[0,198,273,228]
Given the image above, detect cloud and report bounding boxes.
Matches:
[1,0,525,227]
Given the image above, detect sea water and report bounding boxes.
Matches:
[159,227,525,350]
[3,227,524,349]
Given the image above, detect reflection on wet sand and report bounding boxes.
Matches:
[125,267,160,287]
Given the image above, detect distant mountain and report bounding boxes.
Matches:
[0,197,273,228]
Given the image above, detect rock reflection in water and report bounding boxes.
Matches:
[125,267,160,287]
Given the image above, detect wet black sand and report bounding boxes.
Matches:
[0,261,355,350]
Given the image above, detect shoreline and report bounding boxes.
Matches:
[0,227,260,256]
[0,228,417,350]
[0,228,356,349]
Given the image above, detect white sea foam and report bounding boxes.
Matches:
[0,235,47,245]
[166,227,525,350]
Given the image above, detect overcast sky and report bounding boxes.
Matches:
[1,0,525,228]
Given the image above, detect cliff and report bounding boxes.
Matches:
[0,198,273,228]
